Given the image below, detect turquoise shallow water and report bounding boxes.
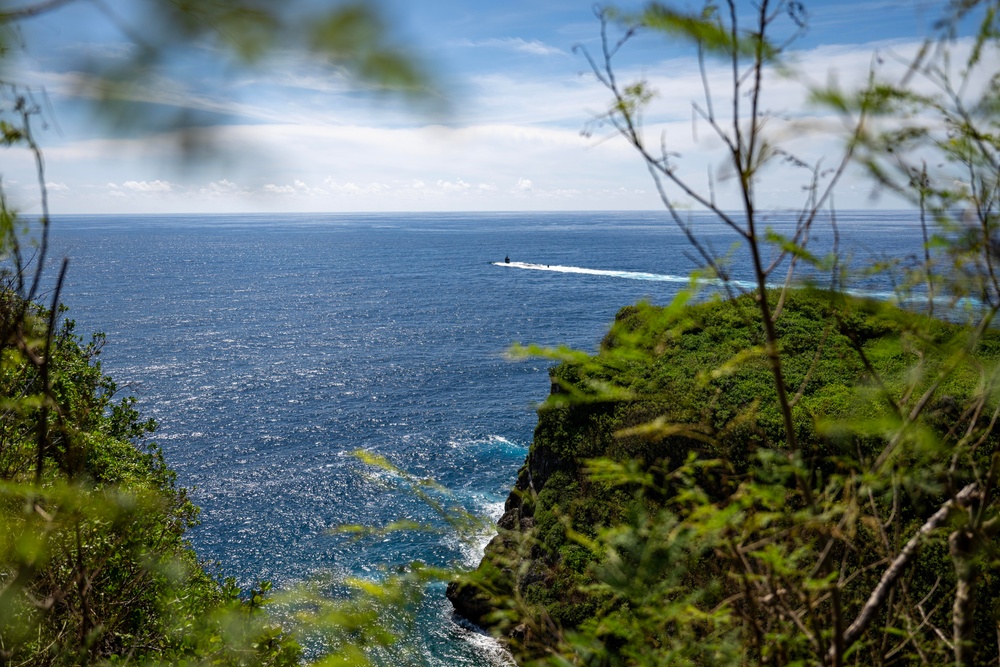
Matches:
[46,210,924,664]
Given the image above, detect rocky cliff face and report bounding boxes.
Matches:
[445,305,662,651]
[446,388,566,628]
[446,371,616,652]
[447,291,1000,664]
[446,293,882,649]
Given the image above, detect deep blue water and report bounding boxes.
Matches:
[46,210,925,664]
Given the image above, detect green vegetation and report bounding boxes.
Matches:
[0,295,440,666]
[451,289,1000,663]
[3,0,1000,665]
[0,2,442,665]
[449,1,1000,665]
[0,295,303,664]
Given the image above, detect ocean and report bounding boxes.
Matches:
[47,210,925,664]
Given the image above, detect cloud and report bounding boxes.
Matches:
[437,178,471,193]
[25,68,311,126]
[263,183,298,195]
[453,37,566,57]
[323,179,390,195]
[122,179,173,192]
[57,40,137,62]
[201,179,246,196]
[264,179,335,196]
[19,34,978,215]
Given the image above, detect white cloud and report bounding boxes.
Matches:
[437,178,471,192]
[122,179,173,192]
[331,181,362,195]
[16,35,981,215]
[201,179,245,196]
[263,180,328,196]
[323,179,390,195]
[58,40,137,62]
[453,37,566,57]
[263,183,297,195]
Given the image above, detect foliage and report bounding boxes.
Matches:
[0,1,444,666]
[0,235,443,667]
[0,0,439,139]
[459,289,1000,663]
[4,0,1000,665]
[449,1,1000,666]
[0,293,305,665]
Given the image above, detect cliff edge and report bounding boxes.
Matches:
[447,289,1000,661]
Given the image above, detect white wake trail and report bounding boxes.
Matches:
[493,261,756,289]
[492,261,932,304]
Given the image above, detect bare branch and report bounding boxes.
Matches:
[833,483,977,661]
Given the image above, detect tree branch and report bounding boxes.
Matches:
[831,483,977,662]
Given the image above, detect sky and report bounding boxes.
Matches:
[0,0,982,214]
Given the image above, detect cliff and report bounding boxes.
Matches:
[0,299,302,666]
[447,289,1000,662]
